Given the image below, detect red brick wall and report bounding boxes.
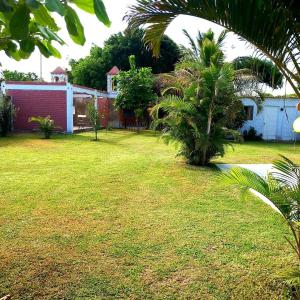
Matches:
[7,89,67,131]
[98,97,110,127]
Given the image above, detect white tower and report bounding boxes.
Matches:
[107,66,119,93]
[51,67,68,83]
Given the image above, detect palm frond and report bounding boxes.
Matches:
[125,0,300,96]
[182,29,198,56]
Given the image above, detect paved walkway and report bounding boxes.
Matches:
[216,163,273,178]
[216,163,282,214]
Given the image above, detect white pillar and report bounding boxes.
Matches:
[66,83,73,134]
[107,75,112,93]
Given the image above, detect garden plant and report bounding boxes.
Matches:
[28,116,56,139]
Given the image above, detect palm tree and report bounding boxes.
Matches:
[125,0,300,98]
[152,30,241,165]
[222,156,300,261]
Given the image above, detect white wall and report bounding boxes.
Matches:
[241,98,300,141]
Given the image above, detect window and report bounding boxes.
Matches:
[244,105,254,120]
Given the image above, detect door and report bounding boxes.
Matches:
[263,106,278,140]
[281,107,297,141]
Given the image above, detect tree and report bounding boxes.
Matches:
[115,55,156,130]
[2,70,38,81]
[232,57,283,89]
[152,30,242,166]
[125,0,300,98]
[221,156,300,296]
[86,102,101,141]
[0,0,110,60]
[70,29,180,90]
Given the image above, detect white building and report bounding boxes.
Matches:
[50,66,68,83]
[241,98,300,141]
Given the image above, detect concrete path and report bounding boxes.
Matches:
[216,163,282,215]
[216,163,273,178]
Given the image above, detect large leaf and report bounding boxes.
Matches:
[5,41,21,60]
[35,40,51,57]
[46,42,61,58]
[9,4,30,40]
[64,6,85,45]
[71,0,94,14]
[25,0,40,10]
[93,0,110,26]
[0,0,12,12]
[45,0,65,16]
[32,4,58,30]
[20,38,35,54]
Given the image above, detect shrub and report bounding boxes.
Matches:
[0,94,15,137]
[243,126,262,141]
[29,116,56,139]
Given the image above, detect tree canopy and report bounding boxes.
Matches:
[232,57,283,89]
[0,0,110,60]
[2,70,38,81]
[70,29,180,90]
[115,55,156,112]
[125,0,300,97]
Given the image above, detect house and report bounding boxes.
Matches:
[0,66,123,133]
[241,97,300,141]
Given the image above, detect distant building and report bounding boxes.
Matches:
[106,66,119,93]
[0,66,127,133]
[241,98,300,141]
[51,67,68,83]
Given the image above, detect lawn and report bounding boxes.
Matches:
[0,131,299,299]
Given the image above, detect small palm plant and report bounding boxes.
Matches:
[29,116,55,139]
[221,156,300,294]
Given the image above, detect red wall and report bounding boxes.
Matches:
[8,89,67,131]
[98,97,110,127]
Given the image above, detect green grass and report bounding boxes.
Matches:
[214,140,300,164]
[0,131,299,299]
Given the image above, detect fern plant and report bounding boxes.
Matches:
[29,116,56,139]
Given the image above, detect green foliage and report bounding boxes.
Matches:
[2,69,38,81]
[152,30,242,166]
[125,0,300,97]
[115,55,156,126]
[232,57,283,89]
[0,93,15,137]
[243,127,263,141]
[0,0,110,60]
[29,116,55,139]
[70,29,180,90]
[86,102,101,141]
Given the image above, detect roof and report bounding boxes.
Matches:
[107,66,120,75]
[51,67,66,75]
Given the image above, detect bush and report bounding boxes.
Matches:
[243,127,262,141]
[28,116,56,139]
[0,94,15,137]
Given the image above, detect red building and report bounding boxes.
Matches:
[0,66,123,133]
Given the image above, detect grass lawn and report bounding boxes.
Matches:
[0,130,299,299]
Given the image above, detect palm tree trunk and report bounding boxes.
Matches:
[202,102,213,165]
